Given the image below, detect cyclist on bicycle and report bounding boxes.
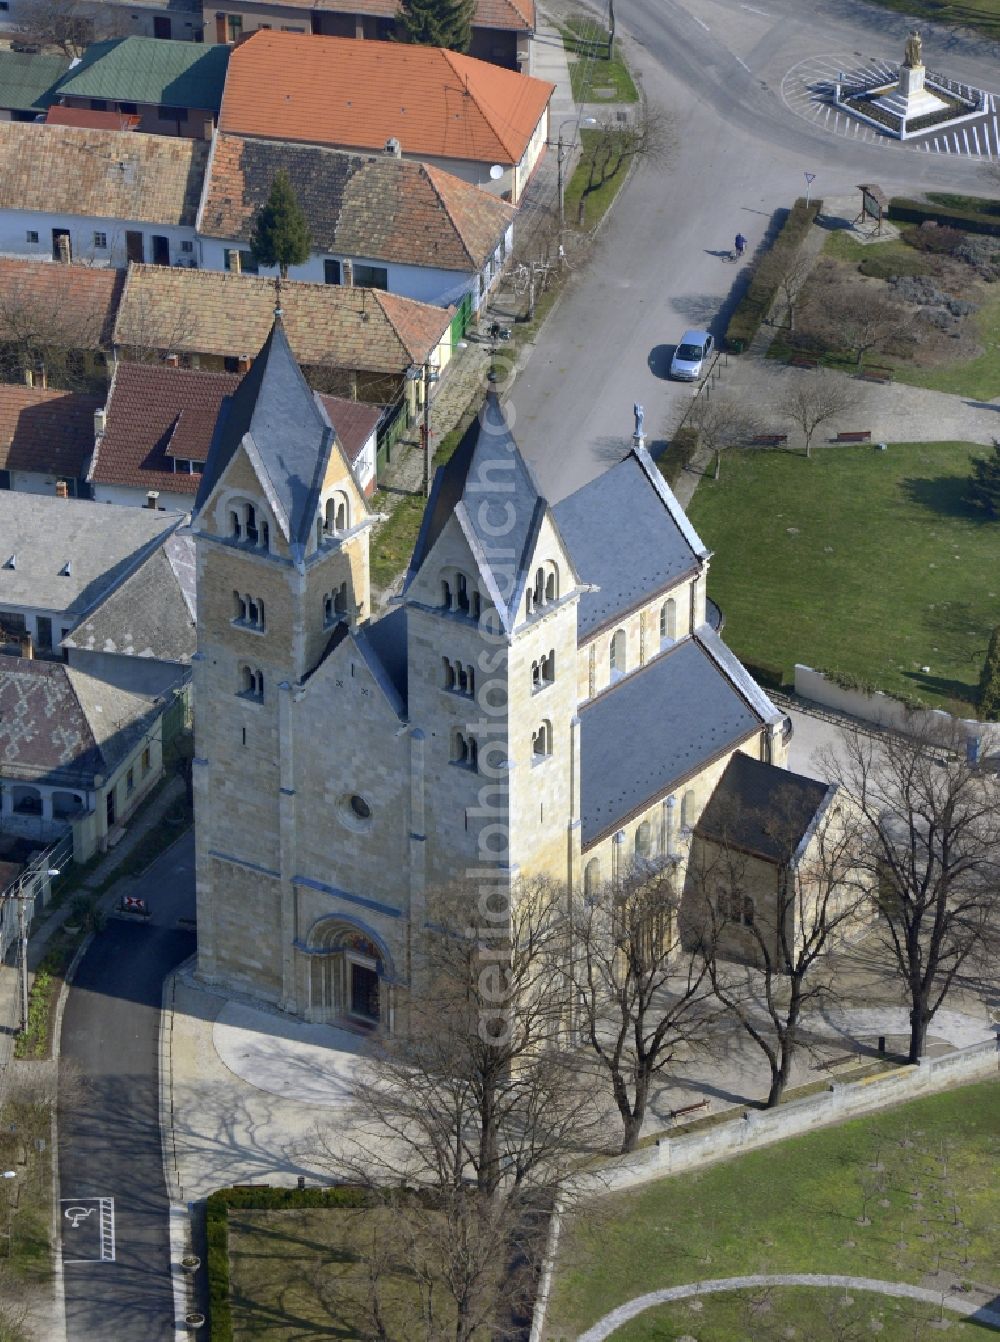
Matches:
[734,233,748,258]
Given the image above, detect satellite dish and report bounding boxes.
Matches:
[489,164,503,180]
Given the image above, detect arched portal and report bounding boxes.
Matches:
[303,917,392,1029]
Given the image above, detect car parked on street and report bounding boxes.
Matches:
[669,329,714,381]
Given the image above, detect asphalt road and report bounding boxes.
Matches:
[512,0,1000,500]
[58,832,195,1342]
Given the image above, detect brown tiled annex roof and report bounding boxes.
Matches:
[114,265,453,372]
[317,394,382,466]
[218,32,553,165]
[0,121,207,227]
[44,106,140,131]
[0,384,101,479]
[89,362,239,496]
[228,0,533,30]
[0,258,124,350]
[200,134,515,273]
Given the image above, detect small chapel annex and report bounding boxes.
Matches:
[189,318,828,1030]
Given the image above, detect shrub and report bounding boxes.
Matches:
[724,198,821,352]
[888,197,1000,238]
[907,223,965,255]
[742,659,786,690]
[977,626,1000,721]
[966,439,1000,518]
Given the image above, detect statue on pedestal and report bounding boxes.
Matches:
[904,29,922,68]
[633,402,645,441]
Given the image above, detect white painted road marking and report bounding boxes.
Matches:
[691,13,709,29]
[61,1196,116,1264]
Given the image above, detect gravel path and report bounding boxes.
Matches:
[576,1273,1000,1340]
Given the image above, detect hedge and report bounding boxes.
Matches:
[724,197,821,353]
[741,659,787,691]
[888,196,1000,238]
[206,1184,370,1342]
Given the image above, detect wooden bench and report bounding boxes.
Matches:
[857,367,893,384]
[834,430,872,443]
[669,1099,710,1121]
[788,354,819,370]
[751,433,788,447]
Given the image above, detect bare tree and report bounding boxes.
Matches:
[803,285,910,369]
[113,280,198,366]
[681,392,763,479]
[14,0,128,56]
[574,108,675,224]
[692,785,869,1107]
[780,368,855,456]
[755,248,815,332]
[571,859,717,1154]
[824,721,1000,1062]
[0,266,110,391]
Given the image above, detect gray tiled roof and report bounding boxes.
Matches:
[579,631,765,846]
[62,533,195,666]
[360,606,408,715]
[0,493,179,619]
[407,390,548,631]
[553,448,708,639]
[695,753,833,864]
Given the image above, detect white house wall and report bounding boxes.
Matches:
[91,482,196,513]
[0,209,197,268]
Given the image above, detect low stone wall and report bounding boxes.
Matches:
[793,664,1000,757]
[579,1036,998,1196]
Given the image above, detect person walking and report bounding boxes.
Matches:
[734,232,748,258]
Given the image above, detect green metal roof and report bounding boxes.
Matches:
[54,36,229,112]
[0,51,70,113]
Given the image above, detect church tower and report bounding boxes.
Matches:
[189,316,373,1007]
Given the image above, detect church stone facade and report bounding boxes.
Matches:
[190,321,800,1030]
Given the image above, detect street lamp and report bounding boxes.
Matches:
[555,116,597,240]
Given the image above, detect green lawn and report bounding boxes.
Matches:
[686,441,997,712]
[546,1079,1000,1339]
[563,127,633,231]
[859,0,1000,41]
[891,286,1000,400]
[560,14,638,103]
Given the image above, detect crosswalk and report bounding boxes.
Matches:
[780,54,998,158]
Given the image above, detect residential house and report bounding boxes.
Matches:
[0,0,204,44]
[0,122,206,268]
[0,384,103,496]
[217,31,554,201]
[45,106,141,131]
[0,491,179,657]
[0,258,124,389]
[87,359,382,510]
[197,134,515,318]
[202,0,534,71]
[0,657,165,858]
[50,36,228,139]
[62,530,196,695]
[0,51,69,122]
[112,263,456,415]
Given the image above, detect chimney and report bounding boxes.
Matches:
[342,259,353,288]
[18,632,33,661]
[146,490,160,510]
[94,407,107,436]
[55,481,69,499]
[164,352,180,367]
[227,249,242,275]
[237,353,251,374]
[23,368,33,388]
[384,137,401,158]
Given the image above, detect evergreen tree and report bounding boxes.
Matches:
[397,0,475,52]
[978,625,1000,721]
[249,171,312,280]
[966,438,1000,518]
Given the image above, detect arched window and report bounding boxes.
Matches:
[325,492,350,533]
[441,578,452,609]
[245,503,258,545]
[443,657,456,690]
[660,597,677,648]
[260,519,269,550]
[525,587,534,617]
[584,857,601,898]
[635,820,652,860]
[324,594,333,624]
[230,509,242,540]
[456,572,470,614]
[532,720,552,759]
[545,566,558,602]
[452,731,479,771]
[234,590,247,622]
[542,650,555,684]
[334,583,348,616]
[610,629,626,681]
[239,665,263,700]
[531,659,541,690]
[681,788,696,829]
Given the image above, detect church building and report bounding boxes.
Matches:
[189,319,822,1029]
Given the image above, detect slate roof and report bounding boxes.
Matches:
[114,264,452,372]
[0,259,124,350]
[0,658,160,787]
[695,753,834,865]
[0,122,208,227]
[407,388,550,631]
[0,51,68,113]
[218,32,554,165]
[199,134,515,274]
[553,447,709,639]
[579,632,768,846]
[235,0,534,31]
[357,605,408,717]
[89,362,240,497]
[194,318,360,560]
[63,532,196,667]
[53,36,230,111]
[0,492,178,617]
[0,385,102,480]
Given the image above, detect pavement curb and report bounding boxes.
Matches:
[528,1190,566,1342]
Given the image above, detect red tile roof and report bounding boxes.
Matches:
[0,258,124,350]
[44,106,140,131]
[233,0,534,31]
[318,394,382,465]
[0,383,101,478]
[218,31,553,165]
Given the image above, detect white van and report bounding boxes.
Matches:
[669,329,714,381]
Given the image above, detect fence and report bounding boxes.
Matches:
[375,397,409,482]
[450,293,473,345]
[0,831,73,961]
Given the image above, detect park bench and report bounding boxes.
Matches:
[834,430,872,443]
[669,1099,711,1121]
[857,367,893,384]
[751,433,788,447]
[788,354,819,370]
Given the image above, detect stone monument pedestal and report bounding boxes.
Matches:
[874,60,948,121]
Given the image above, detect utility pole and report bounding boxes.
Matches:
[17,891,28,1034]
[557,130,567,241]
[422,363,433,498]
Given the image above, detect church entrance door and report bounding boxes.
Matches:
[350,963,380,1023]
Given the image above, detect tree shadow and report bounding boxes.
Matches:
[899,475,985,522]
[901,668,977,707]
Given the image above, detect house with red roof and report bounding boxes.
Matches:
[0,384,102,497]
[217,31,554,202]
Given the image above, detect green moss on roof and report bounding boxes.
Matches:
[54,36,229,111]
[0,51,69,112]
